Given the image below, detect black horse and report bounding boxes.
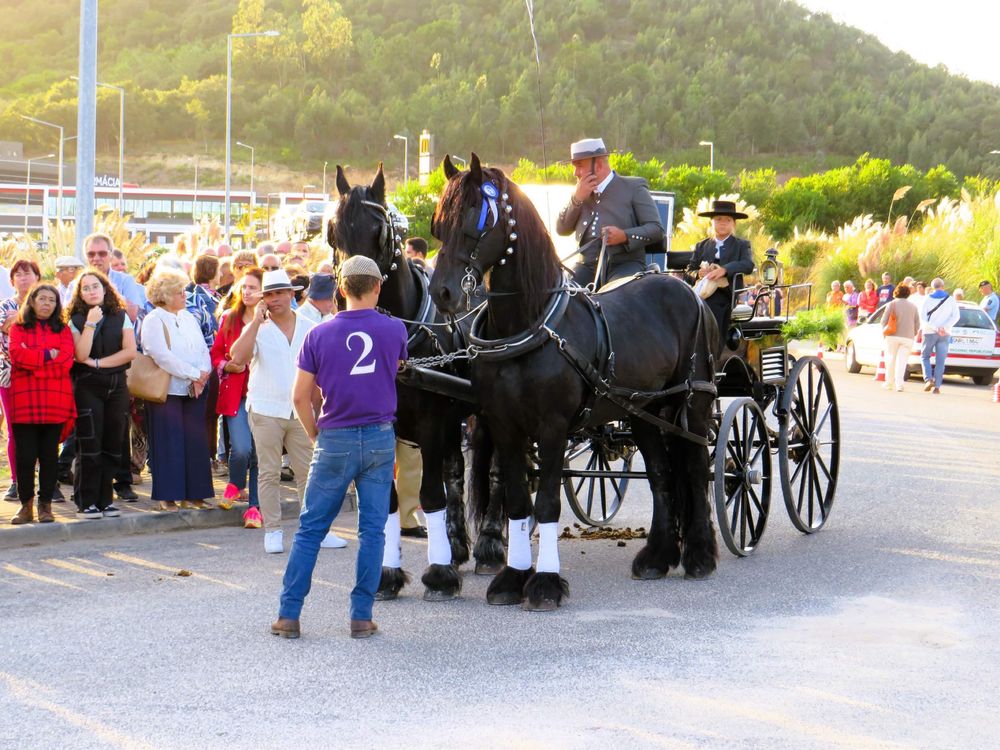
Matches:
[429,154,719,610]
[327,164,471,601]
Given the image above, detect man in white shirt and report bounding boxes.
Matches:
[297,273,335,325]
[919,277,962,394]
[54,255,84,306]
[230,269,345,553]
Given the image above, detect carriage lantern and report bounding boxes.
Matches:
[759,247,782,287]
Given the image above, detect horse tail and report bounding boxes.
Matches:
[469,415,494,527]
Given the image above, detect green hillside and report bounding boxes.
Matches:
[1,0,999,180]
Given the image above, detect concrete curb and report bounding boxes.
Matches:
[0,499,303,551]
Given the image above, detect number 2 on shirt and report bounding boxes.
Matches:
[347,331,376,375]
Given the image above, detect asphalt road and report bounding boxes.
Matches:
[1,361,998,749]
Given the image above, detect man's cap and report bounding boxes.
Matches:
[569,137,609,161]
[338,255,382,281]
[698,199,748,220]
[307,273,335,300]
[54,255,85,269]
[261,268,303,292]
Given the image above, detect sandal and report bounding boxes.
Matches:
[158,501,179,512]
[190,500,213,511]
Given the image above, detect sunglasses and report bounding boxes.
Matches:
[87,251,109,258]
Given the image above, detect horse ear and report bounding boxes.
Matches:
[371,162,386,203]
[470,153,483,184]
[442,154,459,180]
[335,165,350,197]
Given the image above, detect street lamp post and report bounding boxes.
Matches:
[20,116,65,222]
[322,161,328,196]
[73,76,125,213]
[450,154,467,168]
[394,134,408,186]
[225,30,280,245]
[24,154,56,237]
[699,140,714,172]
[236,141,255,238]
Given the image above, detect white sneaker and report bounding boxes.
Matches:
[320,532,348,549]
[264,530,284,554]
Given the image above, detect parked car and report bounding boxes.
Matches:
[292,201,333,239]
[845,301,1000,385]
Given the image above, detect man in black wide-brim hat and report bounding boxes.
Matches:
[686,199,755,349]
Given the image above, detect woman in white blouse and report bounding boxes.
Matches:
[142,269,214,511]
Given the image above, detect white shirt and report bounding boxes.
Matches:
[247,311,315,419]
[57,282,74,307]
[919,292,961,335]
[595,170,615,196]
[297,300,334,326]
[142,307,211,396]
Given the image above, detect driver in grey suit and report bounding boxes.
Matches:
[556,138,664,289]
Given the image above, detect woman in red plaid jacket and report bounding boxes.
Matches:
[8,283,75,524]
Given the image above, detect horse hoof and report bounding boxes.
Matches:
[376,566,410,601]
[475,561,504,576]
[423,589,459,602]
[683,564,715,580]
[420,563,462,600]
[486,565,533,605]
[487,590,523,606]
[631,567,667,581]
[522,571,569,611]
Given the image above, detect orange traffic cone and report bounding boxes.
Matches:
[816,344,824,360]
[993,380,1000,403]
[873,351,887,382]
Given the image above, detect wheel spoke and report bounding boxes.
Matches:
[810,457,826,524]
[599,454,609,520]
[796,453,808,514]
[742,408,754,462]
[730,487,741,534]
[747,485,764,516]
[815,452,833,484]
[814,401,833,435]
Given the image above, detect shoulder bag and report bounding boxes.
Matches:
[882,301,897,336]
[127,318,172,403]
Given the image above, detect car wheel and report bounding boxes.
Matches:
[845,341,861,374]
[972,374,994,386]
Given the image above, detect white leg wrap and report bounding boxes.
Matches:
[507,518,532,571]
[382,512,401,568]
[535,522,560,574]
[425,509,452,566]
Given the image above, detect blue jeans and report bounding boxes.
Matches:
[225,399,258,508]
[920,332,949,388]
[279,423,395,622]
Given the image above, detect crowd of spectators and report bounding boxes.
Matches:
[0,232,364,545]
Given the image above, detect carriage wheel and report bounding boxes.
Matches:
[562,435,635,526]
[778,356,840,533]
[713,398,772,556]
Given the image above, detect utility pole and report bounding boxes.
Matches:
[75,0,98,261]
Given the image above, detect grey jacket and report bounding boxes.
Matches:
[556,174,664,267]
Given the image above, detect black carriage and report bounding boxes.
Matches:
[556,248,841,557]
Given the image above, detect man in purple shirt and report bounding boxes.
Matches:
[272,255,407,640]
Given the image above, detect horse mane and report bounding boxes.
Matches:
[435,165,561,321]
[331,184,377,264]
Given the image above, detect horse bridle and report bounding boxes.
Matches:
[450,180,519,308]
[358,199,404,281]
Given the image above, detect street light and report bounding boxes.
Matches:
[236,141,255,237]
[20,115,65,222]
[73,76,125,213]
[322,161,328,196]
[394,134,408,186]
[225,30,281,244]
[699,140,714,172]
[991,150,1000,154]
[24,154,56,236]
[450,154,467,168]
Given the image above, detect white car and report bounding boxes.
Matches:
[845,301,1000,385]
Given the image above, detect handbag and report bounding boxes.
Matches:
[882,303,897,336]
[127,320,172,403]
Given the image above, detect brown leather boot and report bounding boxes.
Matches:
[11,501,34,525]
[37,500,55,523]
